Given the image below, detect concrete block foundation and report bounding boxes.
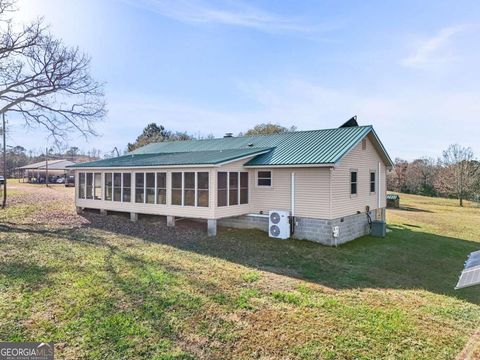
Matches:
[218,209,383,246]
[207,219,217,237]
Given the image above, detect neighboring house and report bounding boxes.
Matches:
[69,123,393,245]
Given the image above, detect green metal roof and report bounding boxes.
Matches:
[70,125,393,168]
[69,148,271,168]
[386,194,400,200]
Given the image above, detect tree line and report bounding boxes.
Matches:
[387,144,480,206]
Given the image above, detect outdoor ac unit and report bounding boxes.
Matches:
[269,210,291,239]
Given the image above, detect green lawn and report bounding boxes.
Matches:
[0,185,479,359]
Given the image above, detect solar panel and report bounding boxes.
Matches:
[455,251,480,289]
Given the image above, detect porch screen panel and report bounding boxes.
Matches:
[86,173,93,199]
[171,172,182,205]
[146,172,155,204]
[229,172,238,205]
[240,172,248,204]
[94,173,102,200]
[135,173,144,203]
[156,172,166,204]
[104,173,112,200]
[113,173,122,201]
[197,172,209,207]
[122,173,131,202]
[184,172,195,206]
[217,172,227,207]
[79,173,86,199]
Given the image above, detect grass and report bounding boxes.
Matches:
[0,185,479,359]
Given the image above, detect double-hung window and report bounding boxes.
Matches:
[257,171,272,187]
[350,170,358,195]
[370,171,376,193]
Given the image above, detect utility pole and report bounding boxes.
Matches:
[45,147,49,187]
[2,113,6,208]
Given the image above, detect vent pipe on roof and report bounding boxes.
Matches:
[340,116,359,128]
[224,132,233,138]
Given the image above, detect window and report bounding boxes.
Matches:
[86,173,93,199]
[184,172,195,206]
[350,171,357,195]
[240,172,248,204]
[156,172,166,204]
[370,171,376,193]
[79,173,85,199]
[229,172,238,205]
[172,172,182,205]
[135,173,144,203]
[146,172,155,204]
[123,173,131,202]
[113,173,122,201]
[197,172,209,207]
[217,172,227,207]
[94,173,102,200]
[257,171,271,187]
[105,173,112,200]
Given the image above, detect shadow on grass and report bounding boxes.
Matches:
[397,206,433,213]
[0,261,55,288]
[69,212,480,305]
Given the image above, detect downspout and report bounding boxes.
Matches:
[290,172,295,236]
[377,161,381,219]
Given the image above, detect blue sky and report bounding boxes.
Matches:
[13,0,480,159]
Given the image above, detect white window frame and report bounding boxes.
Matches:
[256,170,272,188]
[369,170,376,194]
[350,169,358,197]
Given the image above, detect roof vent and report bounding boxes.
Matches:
[247,143,253,147]
[224,132,233,138]
[340,116,359,128]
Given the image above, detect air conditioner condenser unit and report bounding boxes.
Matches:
[269,210,291,239]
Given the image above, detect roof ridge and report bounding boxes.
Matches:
[135,125,374,149]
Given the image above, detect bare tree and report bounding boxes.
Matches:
[405,157,437,195]
[0,0,106,141]
[386,158,408,192]
[436,144,479,206]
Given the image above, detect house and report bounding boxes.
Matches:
[69,123,393,246]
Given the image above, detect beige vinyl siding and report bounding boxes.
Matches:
[76,167,216,219]
[330,134,387,219]
[249,168,331,219]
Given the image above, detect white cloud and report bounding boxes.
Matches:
[121,0,328,33]
[401,25,470,67]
